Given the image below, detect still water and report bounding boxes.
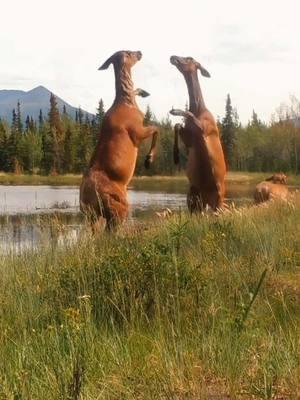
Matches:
[0,185,187,215]
[0,182,254,253]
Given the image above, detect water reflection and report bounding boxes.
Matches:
[0,182,267,254]
[0,214,83,254]
[0,185,79,214]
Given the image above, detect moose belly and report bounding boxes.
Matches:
[104,145,138,185]
[186,148,216,190]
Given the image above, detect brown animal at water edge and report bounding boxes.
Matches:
[254,173,289,204]
[169,55,226,212]
[80,50,159,231]
[266,173,287,184]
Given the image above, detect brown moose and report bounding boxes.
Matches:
[80,50,158,230]
[169,55,226,212]
[254,173,289,204]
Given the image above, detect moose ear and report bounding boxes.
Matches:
[265,176,274,181]
[134,88,150,98]
[196,63,211,78]
[98,55,114,70]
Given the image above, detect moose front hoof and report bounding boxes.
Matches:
[144,155,152,169]
[169,108,184,117]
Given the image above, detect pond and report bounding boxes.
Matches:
[0,180,262,253]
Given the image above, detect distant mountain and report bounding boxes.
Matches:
[0,86,94,122]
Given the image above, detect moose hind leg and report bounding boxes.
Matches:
[187,187,204,213]
[102,192,128,231]
[204,192,220,211]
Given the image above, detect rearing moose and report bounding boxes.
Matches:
[170,55,226,212]
[80,50,158,230]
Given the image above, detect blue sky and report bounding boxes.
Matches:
[1,0,300,124]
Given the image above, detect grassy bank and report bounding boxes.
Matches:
[1,171,300,187]
[0,197,300,399]
[0,173,82,186]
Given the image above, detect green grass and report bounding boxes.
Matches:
[1,171,300,187]
[0,198,300,399]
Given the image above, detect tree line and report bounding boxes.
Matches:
[0,93,299,175]
[0,94,105,175]
[219,94,300,174]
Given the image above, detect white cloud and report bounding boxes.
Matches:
[1,0,300,123]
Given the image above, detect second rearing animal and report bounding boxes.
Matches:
[170,55,226,212]
[80,50,158,230]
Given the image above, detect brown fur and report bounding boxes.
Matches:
[170,55,226,212]
[254,174,289,203]
[80,50,158,230]
[265,173,287,184]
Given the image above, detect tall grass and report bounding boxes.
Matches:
[0,198,300,399]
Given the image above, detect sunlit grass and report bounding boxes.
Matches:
[0,196,299,398]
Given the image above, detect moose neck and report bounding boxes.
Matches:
[184,71,206,115]
[113,64,137,107]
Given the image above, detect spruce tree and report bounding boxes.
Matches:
[250,110,264,129]
[8,107,23,173]
[76,116,93,172]
[91,99,105,145]
[30,117,36,132]
[25,115,30,131]
[78,107,83,125]
[11,109,17,134]
[46,93,64,174]
[16,101,23,134]
[0,120,9,171]
[221,94,237,169]
[39,109,44,126]
[63,126,75,173]
[49,94,63,133]
[144,105,153,125]
[96,99,105,127]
